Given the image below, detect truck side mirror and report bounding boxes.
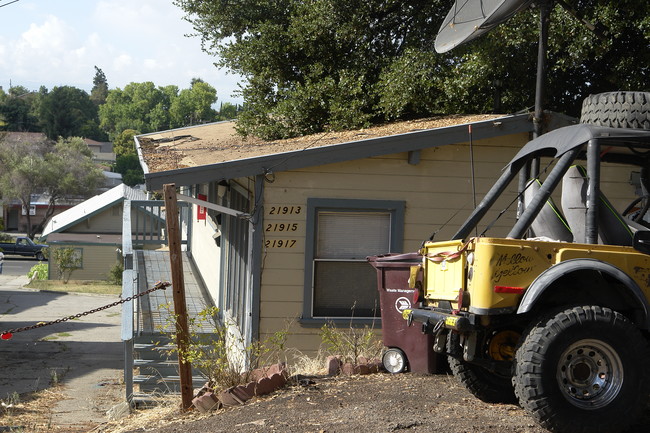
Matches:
[633,230,650,255]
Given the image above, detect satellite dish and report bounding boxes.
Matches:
[435,0,534,53]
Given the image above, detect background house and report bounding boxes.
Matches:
[134,114,585,357]
[83,138,116,165]
[41,184,152,280]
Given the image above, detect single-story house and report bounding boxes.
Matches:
[2,196,75,234]
[41,184,154,280]
[134,112,637,357]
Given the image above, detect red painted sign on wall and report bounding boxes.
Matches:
[197,193,207,220]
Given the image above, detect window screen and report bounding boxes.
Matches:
[312,211,391,318]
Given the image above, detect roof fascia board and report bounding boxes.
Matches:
[145,114,532,190]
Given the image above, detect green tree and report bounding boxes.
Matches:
[114,154,144,187]
[99,82,174,139]
[0,135,103,238]
[90,66,109,106]
[0,135,50,238]
[175,0,649,139]
[169,79,218,127]
[217,102,239,120]
[39,86,102,140]
[113,128,140,158]
[0,86,41,132]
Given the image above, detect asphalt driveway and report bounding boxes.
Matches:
[0,274,125,429]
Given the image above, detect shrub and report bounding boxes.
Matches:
[28,263,48,280]
[51,247,81,283]
[107,262,123,285]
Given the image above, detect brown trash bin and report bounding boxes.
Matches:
[368,253,440,374]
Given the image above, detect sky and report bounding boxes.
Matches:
[0,0,243,104]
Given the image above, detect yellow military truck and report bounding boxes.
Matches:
[403,92,650,433]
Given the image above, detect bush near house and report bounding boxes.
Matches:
[51,247,81,283]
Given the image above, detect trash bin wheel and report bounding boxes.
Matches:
[383,348,408,374]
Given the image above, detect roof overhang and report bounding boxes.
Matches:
[142,114,534,190]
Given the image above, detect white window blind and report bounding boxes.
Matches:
[316,212,390,259]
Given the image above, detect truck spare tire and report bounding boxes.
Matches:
[580,91,650,130]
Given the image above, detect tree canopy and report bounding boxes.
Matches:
[91,66,109,106]
[175,0,649,139]
[0,135,103,238]
[98,79,220,139]
[0,86,41,132]
[38,86,106,140]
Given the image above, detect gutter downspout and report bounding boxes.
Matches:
[250,175,265,342]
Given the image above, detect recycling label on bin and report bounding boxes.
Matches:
[395,297,412,313]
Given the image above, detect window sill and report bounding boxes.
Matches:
[299,317,382,328]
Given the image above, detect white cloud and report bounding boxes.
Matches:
[0,0,243,102]
[112,54,133,72]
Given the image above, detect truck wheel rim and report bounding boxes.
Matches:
[556,339,623,410]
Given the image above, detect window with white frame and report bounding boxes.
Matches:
[304,198,405,321]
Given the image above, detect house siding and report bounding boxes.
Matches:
[47,243,121,281]
[183,131,640,357]
[189,206,222,303]
[66,204,124,233]
[256,134,528,355]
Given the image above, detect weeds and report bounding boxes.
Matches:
[158,305,289,391]
[1,391,20,416]
[319,321,383,364]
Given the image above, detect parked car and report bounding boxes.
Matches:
[0,237,48,261]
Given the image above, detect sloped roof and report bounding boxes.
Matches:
[41,184,146,238]
[136,113,536,190]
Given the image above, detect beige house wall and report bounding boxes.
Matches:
[67,205,123,233]
[48,244,121,281]
[256,134,530,355]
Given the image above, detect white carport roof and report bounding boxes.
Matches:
[41,184,146,238]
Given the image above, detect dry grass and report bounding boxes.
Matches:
[100,395,216,433]
[287,350,329,377]
[0,387,70,432]
[25,280,122,295]
[100,352,333,433]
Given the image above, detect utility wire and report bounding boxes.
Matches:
[0,0,21,9]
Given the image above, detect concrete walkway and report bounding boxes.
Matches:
[0,275,124,429]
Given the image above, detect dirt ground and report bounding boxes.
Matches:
[101,370,649,433]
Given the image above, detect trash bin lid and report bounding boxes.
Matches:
[367,252,422,268]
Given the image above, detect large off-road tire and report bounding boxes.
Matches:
[447,332,516,404]
[513,306,650,433]
[580,91,650,130]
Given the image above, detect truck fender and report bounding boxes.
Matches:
[517,258,650,328]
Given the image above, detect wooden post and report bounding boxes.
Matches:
[163,183,194,411]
